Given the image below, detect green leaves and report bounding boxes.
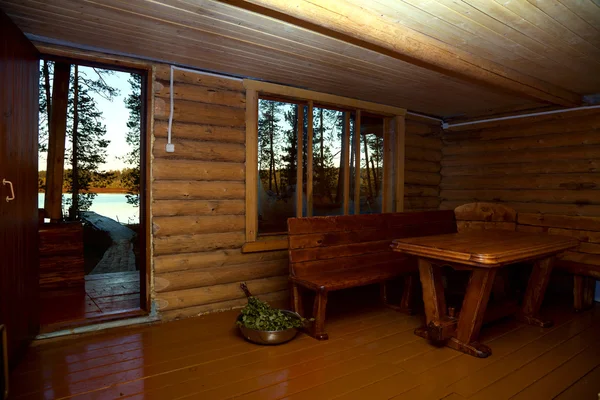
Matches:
[237,296,304,331]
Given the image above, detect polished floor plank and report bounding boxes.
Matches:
[469,322,600,399]
[389,307,580,400]
[510,341,600,399]
[448,309,598,398]
[70,306,404,399]
[555,364,600,400]
[8,300,600,400]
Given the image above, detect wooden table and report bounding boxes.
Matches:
[391,231,578,358]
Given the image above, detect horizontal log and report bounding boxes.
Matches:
[154,249,287,274]
[405,146,442,162]
[405,171,441,186]
[443,130,600,156]
[440,201,600,217]
[556,260,600,279]
[153,181,245,200]
[154,138,245,163]
[154,65,245,92]
[404,185,439,198]
[159,290,289,321]
[441,146,600,167]
[558,252,600,266]
[518,213,600,232]
[444,112,600,136]
[406,121,441,136]
[155,259,288,292]
[154,121,245,144]
[456,221,516,232]
[153,215,245,237]
[454,202,516,222]
[578,243,600,255]
[153,200,245,217]
[154,81,246,108]
[153,159,244,181]
[441,159,599,177]
[154,98,245,127]
[154,276,288,311]
[405,134,441,150]
[441,173,599,190]
[405,159,440,173]
[440,190,600,205]
[545,228,600,244]
[404,197,440,210]
[153,231,245,255]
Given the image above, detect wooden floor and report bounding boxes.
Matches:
[13,296,600,399]
[39,271,141,332]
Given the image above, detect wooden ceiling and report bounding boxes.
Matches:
[1,0,599,119]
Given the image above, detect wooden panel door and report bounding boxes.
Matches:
[0,11,40,368]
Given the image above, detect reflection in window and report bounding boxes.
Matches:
[257,98,388,235]
[257,99,299,235]
[360,116,384,214]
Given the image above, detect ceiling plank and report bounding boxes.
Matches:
[222,0,581,106]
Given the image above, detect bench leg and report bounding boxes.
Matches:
[400,274,417,315]
[290,282,304,317]
[574,275,596,312]
[312,289,329,341]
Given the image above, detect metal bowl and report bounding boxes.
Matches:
[236,310,302,345]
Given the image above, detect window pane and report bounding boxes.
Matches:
[257,99,298,235]
[359,116,384,214]
[312,107,344,216]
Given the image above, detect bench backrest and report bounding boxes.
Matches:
[287,210,457,278]
[454,202,517,232]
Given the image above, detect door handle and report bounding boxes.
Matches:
[2,179,15,202]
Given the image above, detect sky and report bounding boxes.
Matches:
[39,65,137,171]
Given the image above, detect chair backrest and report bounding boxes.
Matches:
[287,210,457,278]
[454,202,517,232]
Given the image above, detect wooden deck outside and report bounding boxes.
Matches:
[13,292,600,400]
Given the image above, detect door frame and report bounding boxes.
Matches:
[38,45,153,313]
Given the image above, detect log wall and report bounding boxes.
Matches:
[151,66,288,320]
[404,119,443,211]
[150,68,442,320]
[440,110,600,270]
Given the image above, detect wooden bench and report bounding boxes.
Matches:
[287,210,457,340]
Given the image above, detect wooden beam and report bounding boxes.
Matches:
[245,89,259,242]
[394,115,405,212]
[343,112,351,215]
[243,79,406,116]
[306,100,314,217]
[296,104,303,217]
[354,110,361,214]
[44,62,70,222]
[233,0,581,107]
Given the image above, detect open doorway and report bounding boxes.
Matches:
[37,58,148,332]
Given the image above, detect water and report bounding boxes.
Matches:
[38,193,139,224]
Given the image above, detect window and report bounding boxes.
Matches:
[244,81,406,252]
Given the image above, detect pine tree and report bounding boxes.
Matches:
[65,66,118,220]
[258,100,283,195]
[122,73,142,207]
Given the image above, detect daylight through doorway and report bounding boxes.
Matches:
[37,58,146,331]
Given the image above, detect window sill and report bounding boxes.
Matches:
[242,236,289,253]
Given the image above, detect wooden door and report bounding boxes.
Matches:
[0,11,40,368]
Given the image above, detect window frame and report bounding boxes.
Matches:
[243,80,406,253]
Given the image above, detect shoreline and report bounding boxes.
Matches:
[38,188,129,194]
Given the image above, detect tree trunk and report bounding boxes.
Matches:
[335,116,345,204]
[363,135,374,200]
[319,109,325,196]
[70,65,80,221]
[371,156,379,196]
[289,108,297,186]
[42,60,51,123]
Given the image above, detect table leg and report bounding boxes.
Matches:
[414,258,450,341]
[519,257,554,327]
[451,268,497,358]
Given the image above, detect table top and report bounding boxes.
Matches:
[391,230,579,267]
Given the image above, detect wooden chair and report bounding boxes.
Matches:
[287,211,458,340]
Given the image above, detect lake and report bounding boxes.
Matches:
[38,193,139,224]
